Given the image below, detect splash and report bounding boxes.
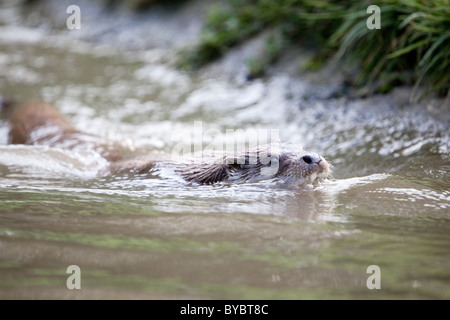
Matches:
[0,145,108,179]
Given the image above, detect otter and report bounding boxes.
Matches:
[1,100,331,185]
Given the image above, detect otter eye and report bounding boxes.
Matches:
[302,155,312,164]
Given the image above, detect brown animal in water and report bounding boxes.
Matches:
[2,100,331,185]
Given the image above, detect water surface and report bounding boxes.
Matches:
[0,0,449,299]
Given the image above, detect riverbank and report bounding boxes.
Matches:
[10,0,448,109]
[177,0,449,100]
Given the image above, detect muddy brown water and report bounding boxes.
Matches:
[0,0,449,299]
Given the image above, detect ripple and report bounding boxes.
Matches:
[0,145,108,179]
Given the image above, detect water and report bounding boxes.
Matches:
[0,0,449,299]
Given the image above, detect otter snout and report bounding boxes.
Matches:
[302,152,330,178]
[301,153,321,165]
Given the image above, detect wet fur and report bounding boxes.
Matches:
[176,144,330,185]
[6,101,131,163]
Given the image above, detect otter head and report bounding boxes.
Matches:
[177,142,331,185]
[273,149,330,185]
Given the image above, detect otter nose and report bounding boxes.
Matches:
[302,153,322,164]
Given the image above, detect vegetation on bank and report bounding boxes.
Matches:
[22,0,449,98]
[178,0,449,98]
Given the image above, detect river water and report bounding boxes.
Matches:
[0,0,449,299]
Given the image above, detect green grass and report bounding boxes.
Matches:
[179,0,450,99]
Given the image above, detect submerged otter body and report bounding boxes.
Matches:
[173,143,330,185]
[6,101,130,163]
[3,101,330,185]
